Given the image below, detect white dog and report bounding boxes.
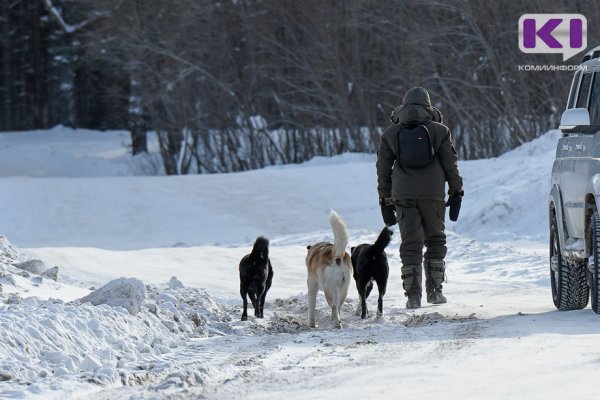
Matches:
[305,210,352,328]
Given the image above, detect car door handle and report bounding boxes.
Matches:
[576,144,584,150]
[562,145,569,151]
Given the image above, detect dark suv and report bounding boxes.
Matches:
[550,46,600,313]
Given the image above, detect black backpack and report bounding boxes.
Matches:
[396,124,435,168]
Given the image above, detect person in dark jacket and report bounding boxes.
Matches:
[376,87,463,309]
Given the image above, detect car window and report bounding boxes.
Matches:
[568,70,582,109]
[589,72,600,125]
[577,72,593,108]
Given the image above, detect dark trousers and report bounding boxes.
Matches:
[394,199,447,266]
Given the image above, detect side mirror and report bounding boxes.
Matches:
[560,108,590,133]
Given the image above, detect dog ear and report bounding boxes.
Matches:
[350,246,356,253]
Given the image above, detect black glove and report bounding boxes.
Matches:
[379,198,397,227]
[445,190,464,222]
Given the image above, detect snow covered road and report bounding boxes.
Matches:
[22,233,595,400]
[2,127,599,399]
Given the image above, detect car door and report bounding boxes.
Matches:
[563,70,594,238]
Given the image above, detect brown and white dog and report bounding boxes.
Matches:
[305,210,352,328]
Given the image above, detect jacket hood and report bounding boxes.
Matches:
[391,104,433,126]
[390,87,442,126]
[403,87,431,107]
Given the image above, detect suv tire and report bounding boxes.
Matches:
[550,213,589,310]
[589,211,600,313]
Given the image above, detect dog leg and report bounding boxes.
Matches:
[323,266,343,328]
[327,282,337,321]
[336,270,350,327]
[361,291,368,319]
[248,291,259,317]
[240,285,249,321]
[377,294,384,319]
[259,290,267,318]
[354,280,363,316]
[307,279,318,328]
[354,296,362,316]
[376,278,387,319]
[330,285,342,329]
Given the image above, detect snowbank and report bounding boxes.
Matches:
[0,234,237,393]
[78,278,146,315]
[1,129,560,249]
[1,273,234,390]
[0,236,88,302]
[453,130,561,242]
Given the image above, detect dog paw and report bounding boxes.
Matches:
[241,315,248,321]
[333,321,342,329]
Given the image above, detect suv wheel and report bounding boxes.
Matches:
[589,211,600,313]
[550,213,589,310]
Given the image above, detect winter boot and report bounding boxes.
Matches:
[425,259,447,304]
[401,265,422,309]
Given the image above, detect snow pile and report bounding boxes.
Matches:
[13,259,59,281]
[0,236,88,302]
[0,282,233,387]
[0,233,237,390]
[145,284,234,337]
[168,276,184,289]
[79,278,146,315]
[13,259,47,274]
[402,312,478,327]
[0,298,180,385]
[0,235,20,264]
[454,130,561,242]
[0,234,234,389]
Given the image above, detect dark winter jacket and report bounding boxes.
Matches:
[376,87,463,201]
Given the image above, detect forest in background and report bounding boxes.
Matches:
[1,0,599,174]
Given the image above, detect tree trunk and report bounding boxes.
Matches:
[128,70,147,155]
[0,1,12,130]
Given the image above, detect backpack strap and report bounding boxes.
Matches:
[420,124,435,158]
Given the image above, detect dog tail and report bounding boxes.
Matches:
[371,227,393,255]
[329,210,348,259]
[250,236,269,259]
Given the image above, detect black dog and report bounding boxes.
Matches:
[239,236,274,321]
[350,227,392,319]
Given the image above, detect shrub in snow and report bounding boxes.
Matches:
[79,277,146,315]
[12,259,46,275]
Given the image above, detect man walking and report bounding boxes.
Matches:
[376,87,463,309]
